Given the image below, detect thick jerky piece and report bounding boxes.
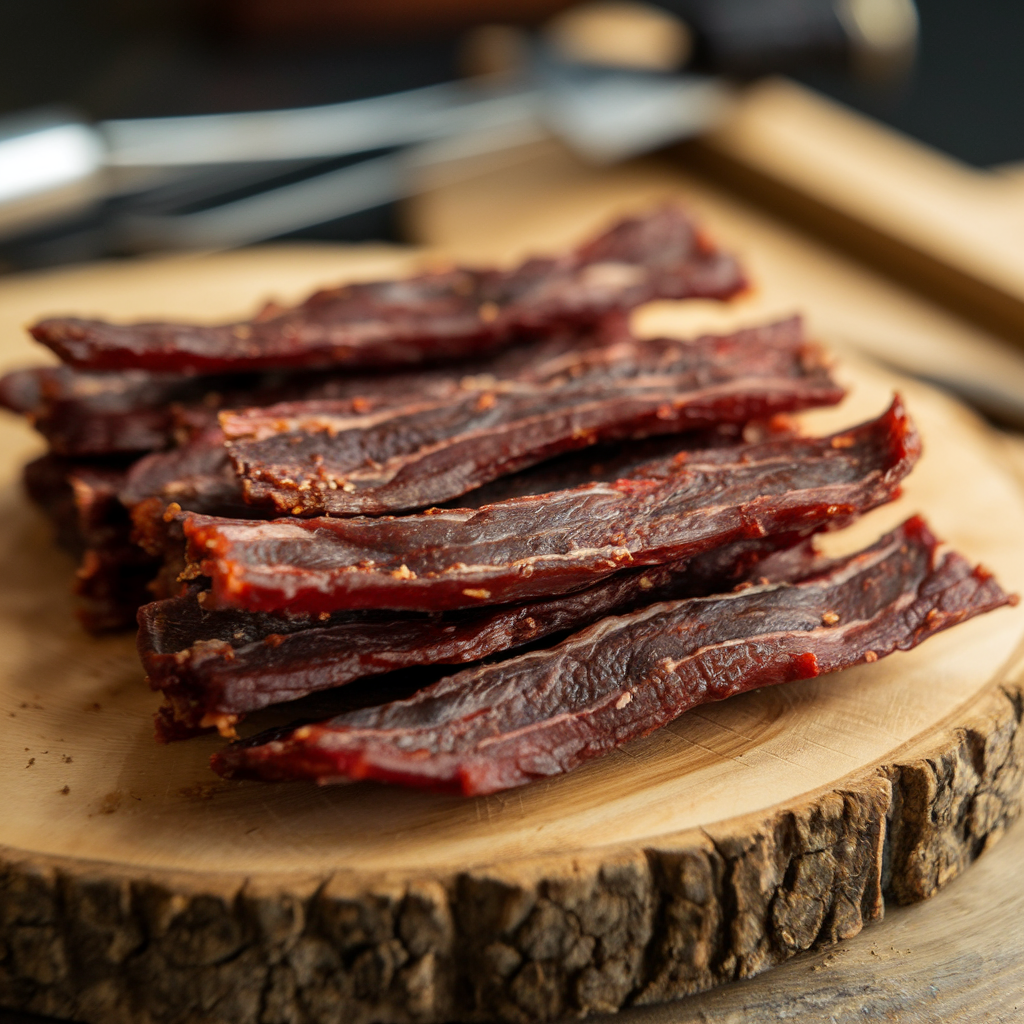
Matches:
[223,318,843,515]
[23,454,85,553]
[0,359,474,457]
[64,466,160,632]
[114,328,622,514]
[23,455,160,631]
[0,365,224,456]
[213,518,1017,794]
[141,535,816,740]
[120,426,250,518]
[30,207,745,374]
[448,419,796,509]
[74,543,161,633]
[118,319,822,518]
[183,397,920,615]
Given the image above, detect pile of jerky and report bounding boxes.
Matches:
[1,208,1013,796]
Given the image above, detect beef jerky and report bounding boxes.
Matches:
[0,365,232,456]
[23,455,160,631]
[114,318,822,519]
[222,318,843,515]
[182,396,920,615]
[119,426,250,518]
[212,518,1016,794]
[23,454,87,554]
[113,328,623,517]
[141,535,817,740]
[31,207,744,374]
[444,419,795,509]
[0,356,486,457]
[74,543,161,633]
[63,466,159,632]
[125,417,783,618]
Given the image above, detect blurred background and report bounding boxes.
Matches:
[1,0,1018,162]
[0,0,1020,271]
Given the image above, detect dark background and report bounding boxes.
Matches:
[0,0,1021,170]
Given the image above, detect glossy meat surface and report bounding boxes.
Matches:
[213,518,1016,794]
[223,318,842,515]
[0,356,500,457]
[30,208,745,373]
[23,455,159,632]
[183,397,920,615]
[141,536,817,738]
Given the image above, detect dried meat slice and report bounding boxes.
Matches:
[0,365,233,456]
[223,317,843,515]
[119,425,250,518]
[30,208,745,373]
[115,329,617,516]
[182,396,920,615]
[141,535,817,740]
[0,356,487,457]
[212,518,1016,794]
[23,455,160,631]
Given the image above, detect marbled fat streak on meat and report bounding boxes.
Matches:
[212,518,1016,794]
[181,397,920,615]
[29,207,746,374]
[222,317,843,515]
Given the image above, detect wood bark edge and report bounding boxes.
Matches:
[1,674,1022,1024]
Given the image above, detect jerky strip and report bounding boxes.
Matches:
[141,535,816,739]
[223,317,842,515]
[114,328,623,517]
[119,426,250,518]
[23,455,160,632]
[0,365,239,456]
[30,208,745,373]
[0,343,549,456]
[213,518,1016,794]
[182,397,920,615]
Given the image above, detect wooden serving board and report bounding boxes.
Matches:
[1,243,1024,1024]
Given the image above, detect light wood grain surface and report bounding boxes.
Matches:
[688,78,1024,343]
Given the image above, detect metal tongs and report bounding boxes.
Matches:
[0,0,918,258]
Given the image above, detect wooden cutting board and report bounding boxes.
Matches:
[1,242,1023,1024]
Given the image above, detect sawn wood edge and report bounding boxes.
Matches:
[1,657,1022,1024]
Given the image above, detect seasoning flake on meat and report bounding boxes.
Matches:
[223,317,843,515]
[23,455,160,631]
[141,535,818,739]
[29,208,745,373]
[182,396,920,615]
[212,517,1016,794]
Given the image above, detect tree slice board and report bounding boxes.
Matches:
[0,246,1023,1024]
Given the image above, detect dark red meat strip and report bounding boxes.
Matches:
[212,517,1016,794]
[182,397,920,615]
[223,317,843,515]
[23,455,160,632]
[0,365,233,456]
[114,328,619,516]
[119,425,250,518]
[29,207,745,373]
[23,453,88,554]
[0,355,503,457]
[140,535,817,739]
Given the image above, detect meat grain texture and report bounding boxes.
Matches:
[30,206,745,373]
[214,518,1015,794]
[181,397,918,615]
